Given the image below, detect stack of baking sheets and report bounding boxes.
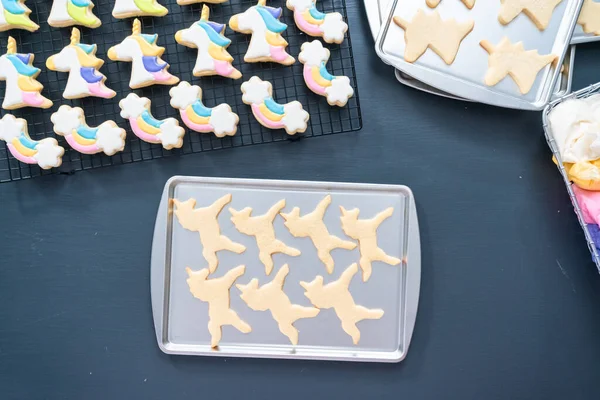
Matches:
[366,0,599,110]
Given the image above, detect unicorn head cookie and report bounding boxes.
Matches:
[286,0,347,44]
[112,0,167,19]
[48,0,101,28]
[0,37,52,110]
[47,28,116,100]
[229,0,295,65]
[0,0,39,32]
[108,19,179,89]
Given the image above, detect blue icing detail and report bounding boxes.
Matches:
[76,125,98,139]
[191,100,212,117]
[265,97,284,115]
[15,53,30,64]
[256,6,287,33]
[76,43,96,54]
[6,55,39,77]
[319,62,334,81]
[205,21,225,34]
[309,6,326,20]
[71,0,91,6]
[199,21,231,47]
[141,110,163,128]
[80,67,103,83]
[2,0,25,14]
[18,135,38,149]
[140,34,157,45]
[262,5,281,19]
[142,56,166,73]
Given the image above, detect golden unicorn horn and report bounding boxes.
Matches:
[258,0,266,6]
[6,36,16,54]
[132,18,141,35]
[70,27,80,46]
[201,4,209,20]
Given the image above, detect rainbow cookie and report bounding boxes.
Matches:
[175,5,241,79]
[0,0,39,31]
[112,0,167,19]
[119,93,185,150]
[0,37,52,110]
[298,40,354,107]
[48,0,101,28]
[51,105,126,156]
[108,19,179,89]
[46,28,115,100]
[286,0,347,44]
[0,114,64,169]
[170,81,239,138]
[229,0,295,65]
[241,76,309,135]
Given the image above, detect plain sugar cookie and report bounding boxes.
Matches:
[393,10,474,65]
[339,206,401,281]
[498,0,562,30]
[281,195,356,274]
[230,199,301,275]
[0,0,39,31]
[480,37,556,94]
[578,0,600,35]
[237,264,319,345]
[173,195,246,273]
[426,0,475,9]
[300,263,384,345]
[186,265,252,348]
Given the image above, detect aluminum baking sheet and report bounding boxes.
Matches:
[571,10,600,44]
[374,0,583,110]
[542,83,600,271]
[151,176,421,362]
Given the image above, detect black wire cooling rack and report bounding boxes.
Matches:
[0,0,361,182]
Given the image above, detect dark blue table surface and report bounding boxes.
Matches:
[2,3,600,399]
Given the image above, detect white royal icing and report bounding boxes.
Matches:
[209,104,238,137]
[282,101,309,134]
[326,76,354,106]
[34,139,64,169]
[235,7,272,59]
[0,55,25,109]
[95,123,126,156]
[286,0,314,11]
[110,37,161,88]
[119,93,149,119]
[51,105,83,135]
[112,0,140,16]
[0,3,7,27]
[321,13,347,44]
[169,81,201,110]
[49,0,72,24]
[298,40,330,66]
[157,118,185,148]
[179,24,216,74]
[0,113,24,142]
[241,76,272,105]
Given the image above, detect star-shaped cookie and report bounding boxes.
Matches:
[578,0,600,35]
[480,37,556,94]
[498,0,563,30]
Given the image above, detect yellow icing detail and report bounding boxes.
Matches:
[562,159,600,191]
[186,106,210,125]
[259,103,284,121]
[73,46,103,69]
[132,35,164,57]
[11,138,36,156]
[265,31,287,47]
[136,115,161,134]
[17,75,43,91]
[73,130,96,146]
[311,66,332,87]
[208,43,233,62]
[302,9,324,25]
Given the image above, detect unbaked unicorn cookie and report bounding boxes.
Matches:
[498,0,562,30]
[286,0,347,44]
[229,0,295,65]
[119,93,185,150]
[0,114,64,169]
[298,40,354,107]
[241,76,310,135]
[186,265,252,348]
[0,0,39,31]
[48,0,101,28]
[0,37,52,110]
[578,0,600,35]
[170,81,239,137]
[46,28,115,100]
[300,263,384,345]
[51,105,126,156]
[426,0,475,9]
[108,19,179,89]
[112,0,167,19]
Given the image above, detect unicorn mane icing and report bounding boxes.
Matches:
[112,0,167,19]
[286,0,347,44]
[0,0,39,31]
[48,0,101,28]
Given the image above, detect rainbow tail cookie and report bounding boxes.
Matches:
[0,114,64,169]
[119,93,185,150]
[0,0,39,31]
[286,0,347,44]
[241,76,309,135]
[298,40,353,107]
[170,81,239,137]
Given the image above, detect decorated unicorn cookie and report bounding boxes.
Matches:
[229,0,295,65]
[170,81,239,137]
[241,76,309,135]
[0,114,64,169]
[287,0,347,44]
[175,5,241,79]
[112,0,167,19]
[176,0,226,8]
[46,28,115,100]
[108,19,179,89]
[0,0,39,31]
[51,105,126,156]
[48,0,101,28]
[298,40,354,107]
[119,93,185,150]
[0,37,52,110]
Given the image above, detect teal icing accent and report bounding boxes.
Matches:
[309,6,326,20]
[76,125,98,140]
[191,100,212,117]
[141,110,163,128]
[71,0,91,7]
[76,43,96,54]
[198,21,231,47]
[264,97,284,115]
[140,34,158,45]
[18,135,38,149]
[2,0,25,14]
[319,62,334,81]
[255,7,287,33]
[6,55,39,77]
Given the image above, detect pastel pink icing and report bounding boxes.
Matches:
[129,118,161,143]
[7,143,37,164]
[88,82,115,98]
[22,91,44,106]
[152,70,173,82]
[214,60,235,77]
[251,103,285,129]
[294,12,321,35]
[572,184,600,225]
[303,65,326,95]
[270,45,290,63]
[65,134,100,154]
[180,109,213,133]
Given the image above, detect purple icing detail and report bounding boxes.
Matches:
[263,5,282,19]
[206,21,225,33]
[80,67,104,83]
[587,224,600,250]
[15,53,31,64]
[142,56,167,73]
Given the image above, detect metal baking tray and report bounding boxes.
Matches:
[374,0,583,110]
[571,23,600,44]
[542,83,600,271]
[151,176,421,362]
